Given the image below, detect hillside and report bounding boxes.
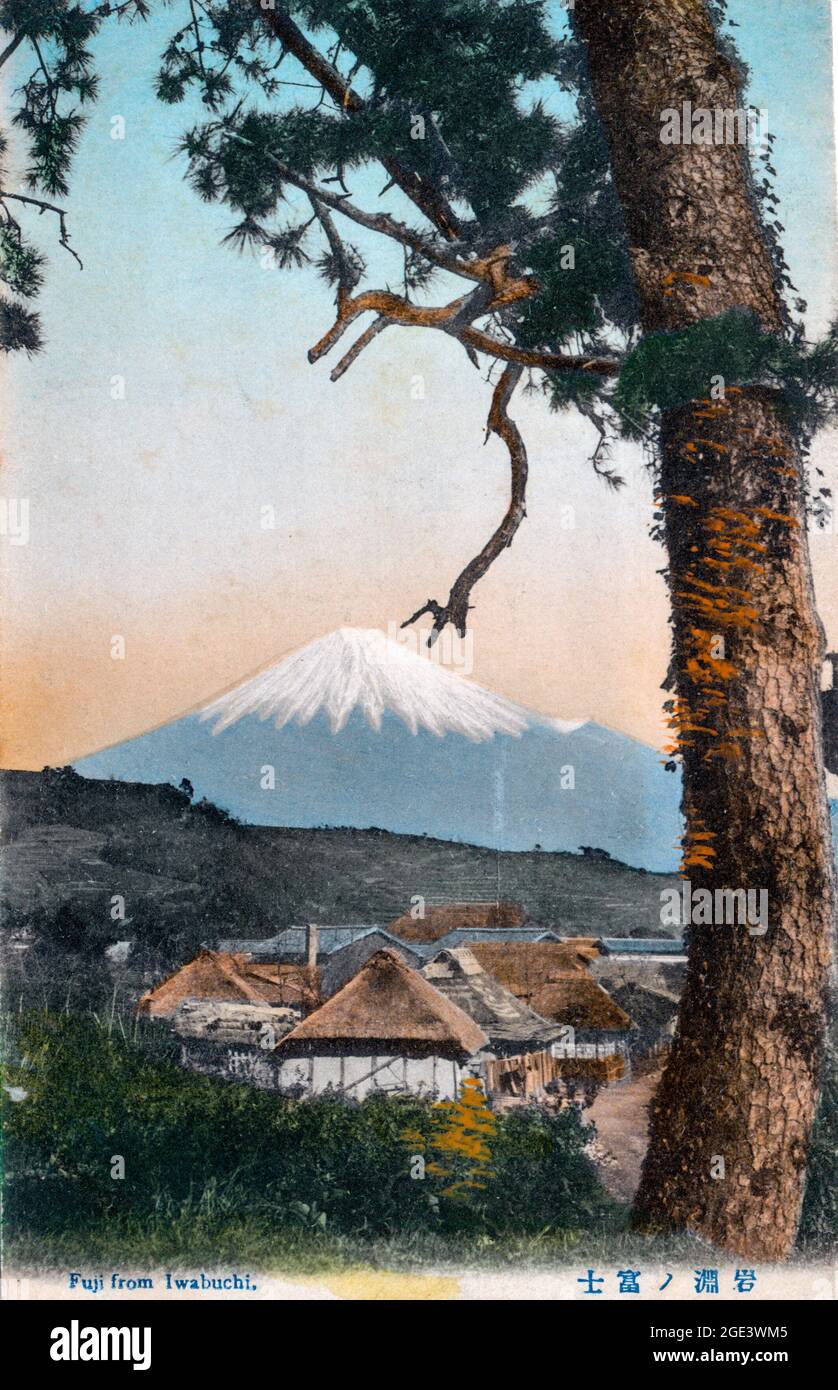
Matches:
[0,767,679,939]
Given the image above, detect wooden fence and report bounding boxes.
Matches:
[484,1048,625,1099]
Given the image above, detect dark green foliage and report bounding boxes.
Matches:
[797,1026,838,1250]
[0,292,41,351]
[3,1011,616,1255]
[614,310,838,438]
[518,107,636,354]
[0,0,149,351]
[0,220,44,295]
[164,1,566,240]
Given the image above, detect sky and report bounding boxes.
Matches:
[1,0,837,770]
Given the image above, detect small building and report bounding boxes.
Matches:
[273,948,487,1100]
[421,947,562,1056]
[605,982,679,1058]
[173,999,299,1046]
[410,926,563,960]
[173,999,301,1089]
[220,924,387,963]
[136,949,319,1018]
[385,901,526,947]
[319,929,423,998]
[469,941,633,1083]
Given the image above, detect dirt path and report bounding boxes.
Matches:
[587,1068,661,1203]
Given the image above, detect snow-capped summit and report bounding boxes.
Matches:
[74,627,686,869]
[200,626,545,742]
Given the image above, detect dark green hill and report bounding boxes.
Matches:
[1,766,678,933]
[0,767,679,1008]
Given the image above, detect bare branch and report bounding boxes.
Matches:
[330,316,387,380]
[402,364,528,643]
[0,190,83,268]
[306,276,620,381]
[0,30,25,70]
[308,285,481,365]
[457,326,619,376]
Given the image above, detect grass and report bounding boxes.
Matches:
[5,1208,722,1275]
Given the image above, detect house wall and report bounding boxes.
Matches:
[180,1042,280,1089]
[179,1042,468,1100]
[276,1053,464,1100]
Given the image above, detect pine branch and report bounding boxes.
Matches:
[220,126,475,282]
[250,0,462,241]
[0,191,82,268]
[216,126,622,380]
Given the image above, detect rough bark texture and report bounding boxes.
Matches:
[574,0,835,1257]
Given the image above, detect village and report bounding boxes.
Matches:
[137,902,687,1111]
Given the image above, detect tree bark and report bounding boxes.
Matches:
[574,0,835,1258]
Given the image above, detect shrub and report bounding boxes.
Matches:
[797,1028,838,1250]
[2,1011,616,1248]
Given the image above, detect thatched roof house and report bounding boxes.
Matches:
[136,950,319,1018]
[277,949,486,1056]
[464,940,634,1090]
[421,947,562,1054]
[468,942,632,1035]
[385,901,525,945]
[272,949,487,1099]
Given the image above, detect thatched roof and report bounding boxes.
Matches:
[556,936,607,965]
[275,949,487,1055]
[469,942,632,1032]
[136,950,319,1017]
[386,901,525,945]
[421,948,562,1048]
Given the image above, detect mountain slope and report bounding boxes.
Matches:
[73,627,683,871]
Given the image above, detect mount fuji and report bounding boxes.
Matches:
[74,627,684,871]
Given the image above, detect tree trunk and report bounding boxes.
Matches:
[574,0,835,1258]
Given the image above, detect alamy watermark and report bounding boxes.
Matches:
[660,102,769,149]
[386,619,473,675]
[661,882,769,936]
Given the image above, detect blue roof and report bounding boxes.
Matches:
[219,926,388,958]
[601,938,686,955]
